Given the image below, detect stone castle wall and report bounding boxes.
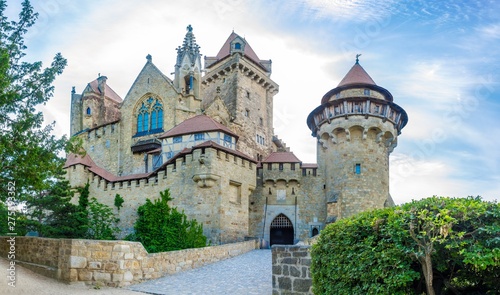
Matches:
[67,146,256,244]
[316,115,397,219]
[0,236,258,287]
[249,164,326,243]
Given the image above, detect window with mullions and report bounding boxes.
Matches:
[195,133,205,141]
[135,97,164,137]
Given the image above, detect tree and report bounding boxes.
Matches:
[311,196,500,295]
[26,177,88,238]
[127,189,207,253]
[86,197,120,240]
[0,0,68,203]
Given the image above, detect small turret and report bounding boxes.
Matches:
[173,25,202,97]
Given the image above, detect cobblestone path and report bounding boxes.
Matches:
[128,249,272,295]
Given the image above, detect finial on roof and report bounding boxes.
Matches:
[146,54,152,62]
[98,73,100,77]
[355,53,362,64]
[187,24,193,32]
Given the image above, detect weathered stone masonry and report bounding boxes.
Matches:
[0,236,258,287]
[272,245,313,295]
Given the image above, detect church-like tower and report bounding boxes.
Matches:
[173,25,202,98]
[307,57,408,221]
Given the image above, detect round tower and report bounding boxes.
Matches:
[307,57,408,221]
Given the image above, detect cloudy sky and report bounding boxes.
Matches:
[5,0,500,204]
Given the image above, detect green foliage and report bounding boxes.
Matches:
[127,189,207,253]
[114,194,124,211]
[86,197,120,240]
[312,208,420,295]
[21,179,119,240]
[311,196,500,295]
[26,177,88,238]
[0,0,69,202]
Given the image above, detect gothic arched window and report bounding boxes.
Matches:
[150,100,163,131]
[135,97,164,137]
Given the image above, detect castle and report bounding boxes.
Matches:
[64,25,408,246]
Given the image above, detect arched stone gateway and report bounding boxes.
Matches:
[270,214,294,246]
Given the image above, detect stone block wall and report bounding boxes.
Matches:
[0,236,258,287]
[272,245,313,295]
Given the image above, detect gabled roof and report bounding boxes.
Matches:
[337,62,376,87]
[262,152,301,163]
[158,114,238,139]
[124,57,176,99]
[208,32,267,71]
[86,79,123,103]
[64,153,96,168]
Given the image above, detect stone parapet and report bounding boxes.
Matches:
[0,236,258,287]
[272,245,313,295]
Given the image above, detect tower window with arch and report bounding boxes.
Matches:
[134,97,164,137]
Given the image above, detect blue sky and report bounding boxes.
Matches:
[5,0,499,204]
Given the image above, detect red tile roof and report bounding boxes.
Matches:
[194,141,256,163]
[337,63,376,87]
[208,32,267,71]
[88,79,123,103]
[262,152,301,163]
[158,114,238,139]
[64,153,150,182]
[64,153,96,168]
[64,140,256,183]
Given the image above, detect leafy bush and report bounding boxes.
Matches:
[114,194,124,211]
[86,197,120,240]
[311,196,500,295]
[127,189,207,253]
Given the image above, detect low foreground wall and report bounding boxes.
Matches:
[0,236,258,287]
[272,245,313,295]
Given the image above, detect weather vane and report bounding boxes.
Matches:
[356,53,362,64]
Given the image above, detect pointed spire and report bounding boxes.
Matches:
[176,24,201,67]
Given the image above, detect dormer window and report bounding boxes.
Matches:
[234,42,241,50]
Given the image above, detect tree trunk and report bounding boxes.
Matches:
[420,252,435,295]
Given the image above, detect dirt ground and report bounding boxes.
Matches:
[0,258,145,295]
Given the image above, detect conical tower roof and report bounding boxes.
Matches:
[337,62,376,87]
[320,58,393,104]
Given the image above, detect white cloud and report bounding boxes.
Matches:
[477,23,500,39]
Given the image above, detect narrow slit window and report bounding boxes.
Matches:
[355,163,361,174]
